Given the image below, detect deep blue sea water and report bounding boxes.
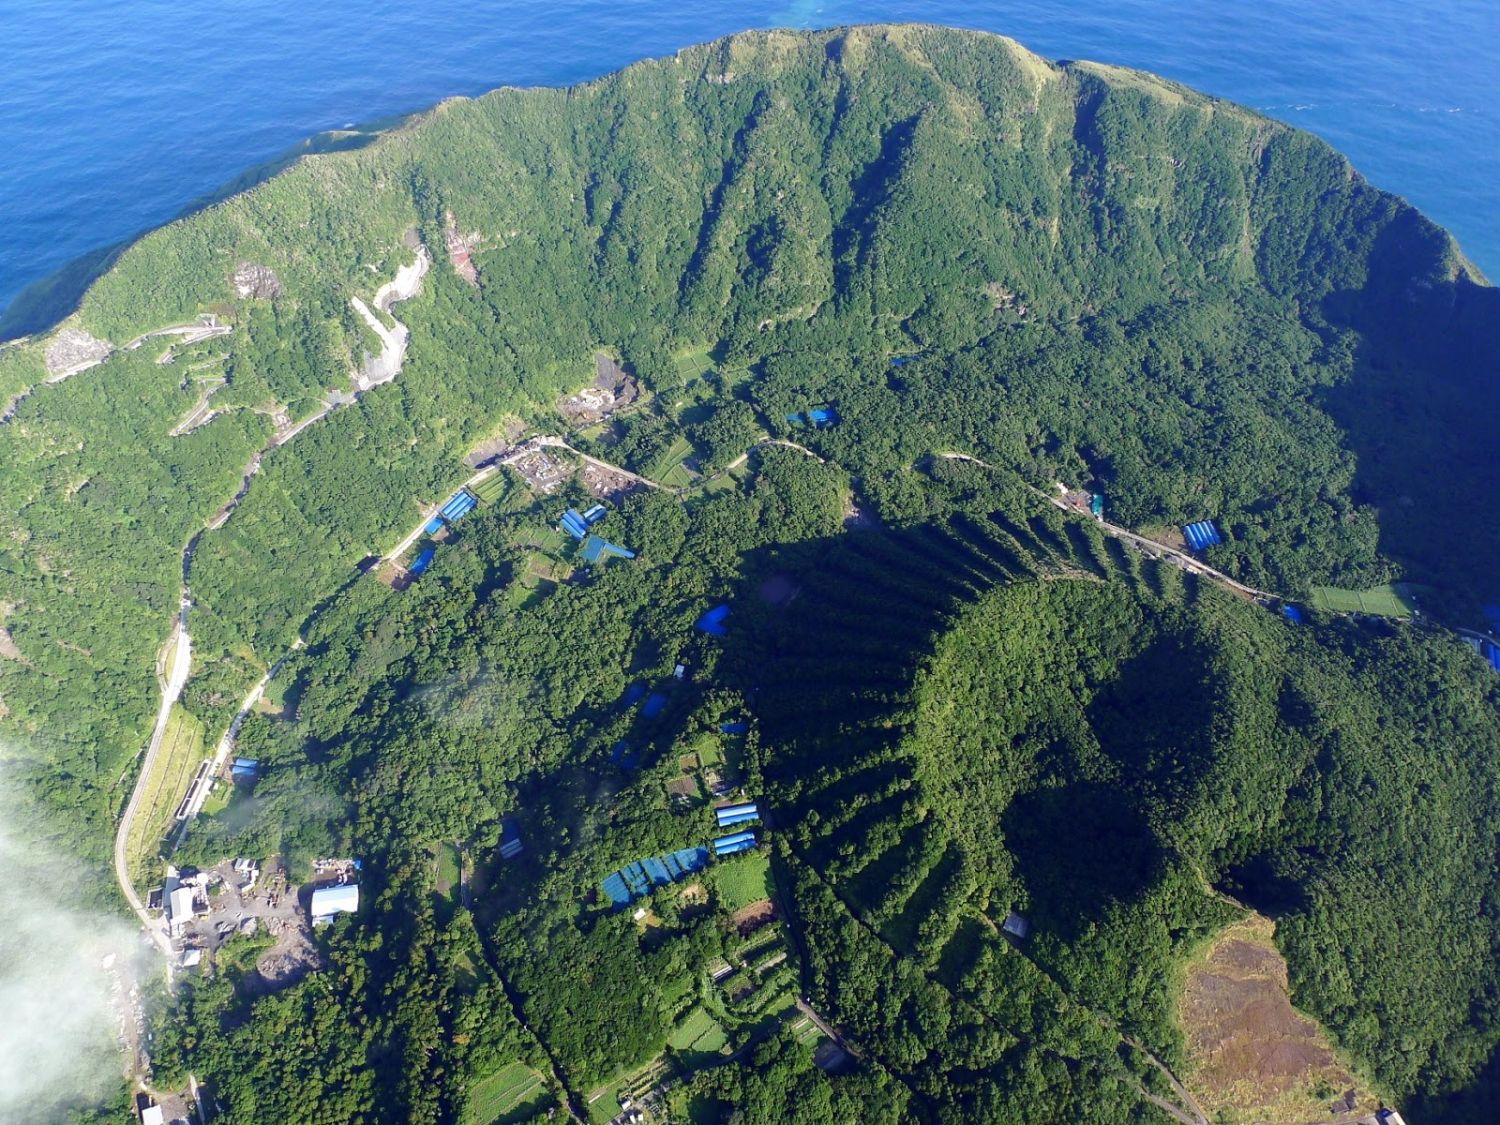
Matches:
[2,0,1497,323]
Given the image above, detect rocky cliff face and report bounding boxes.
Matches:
[231,261,282,300]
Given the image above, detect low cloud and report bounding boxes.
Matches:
[0,763,139,1121]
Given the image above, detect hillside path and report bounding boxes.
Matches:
[936,452,1278,602]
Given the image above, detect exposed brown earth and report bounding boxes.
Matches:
[1179,914,1378,1124]
[443,211,481,283]
[558,351,639,424]
[731,899,775,936]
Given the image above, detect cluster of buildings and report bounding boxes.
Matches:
[408,488,480,578]
[599,798,765,908]
[559,505,636,562]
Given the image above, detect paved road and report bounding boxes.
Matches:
[112,608,192,958]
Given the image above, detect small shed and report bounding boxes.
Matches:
[1002,911,1031,940]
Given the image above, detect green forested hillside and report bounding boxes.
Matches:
[2,22,1499,1124]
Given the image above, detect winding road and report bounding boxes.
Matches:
[113,249,430,957]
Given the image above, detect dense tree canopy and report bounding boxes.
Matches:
[1,23,1497,1125]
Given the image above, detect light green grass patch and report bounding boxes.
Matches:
[435,842,461,901]
[713,851,772,912]
[672,343,715,386]
[692,733,724,768]
[464,1060,547,1125]
[647,435,696,488]
[668,1006,719,1051]
[668,1006,729,1065]
[126,704,206,885]
[1309,582,1423,618]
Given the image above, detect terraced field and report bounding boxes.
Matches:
[124,704,205,885]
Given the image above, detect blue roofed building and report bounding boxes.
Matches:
[559,509,589,539]
[713,830,757,856]
[601,872,633,908]
[642,693,666,718]
[1282,604,1304,624]
[425,517,445,535]
[599,846,712,910]
[440,490,477,523]
[697,604,731,636]
[715,802,760,828]
[408,546,436,576]
[582,504,606,524]
[581,536,635,563]
[1182,520,1223,551]
[720,721,747,734]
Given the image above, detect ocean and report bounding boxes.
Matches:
[2,0,1497,325]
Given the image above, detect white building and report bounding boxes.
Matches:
[311,882,360,926]
[167,886,198,938]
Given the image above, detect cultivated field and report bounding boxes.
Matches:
[647,435,696,488]
[1177,914,1381,1123]
[471,471,509,505]
[1309,582,1420,617]
[712,851,772,913]
[125,704,205,885]
[671,343,715,386]
[464,1060,547,1125]
[668,1006,728,1064]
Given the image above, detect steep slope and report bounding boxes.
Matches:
[0,34,1494,1105]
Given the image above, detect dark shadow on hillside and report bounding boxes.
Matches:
[0,116,409,340]
[1319,212,1500,608]
[1002,783,1164,943]
[1087,629,1217,791]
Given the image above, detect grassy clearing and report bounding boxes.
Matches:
[668,1006,719,1050]
[199,780,233,817]
[435,842,461,902]
[126,704,205,885]
[668,1006,728,1065]
[1176,914,1383,1124]
[692,733,724,768]
[647,435,696,488]
[1309,581,1422,617]
[464,1060,547,1125]
[672,343,715,385]
[712,851,772,912]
